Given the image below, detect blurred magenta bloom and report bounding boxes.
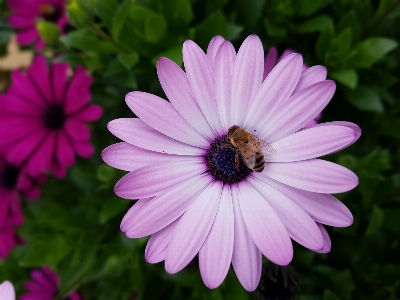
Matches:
[0,55,103,178]
[0,281,15,300]
[21,266,82,300]
[7,0,67,50]
[264,47,321,128]
[103,35,361,291]
[0,149,45,259]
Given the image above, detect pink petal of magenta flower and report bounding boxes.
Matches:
[103,35,361,291]
[8,0,68,50]
[0,281,15,300]
[0,55,102,178]
[21,266,83,300]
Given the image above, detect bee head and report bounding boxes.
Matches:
[227,125,240,137]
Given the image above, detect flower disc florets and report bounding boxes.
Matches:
[205,136,251,184]
[0,164,19,189]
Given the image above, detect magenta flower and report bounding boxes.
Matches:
[8,0,67,50]
[102,35,361,291]
[0,281,15,300]
[0,148,45,259]
[0,55,103,178]
[21,266,82,300]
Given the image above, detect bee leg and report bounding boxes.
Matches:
[235,152,240,170]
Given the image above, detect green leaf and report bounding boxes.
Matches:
[349,38,398,68]
[331,69,358,89]
[293,0,324,16]
[263,18,287,37]
[298,15,333,34]
[323,289,341,300]
[152,45,183,66]
[60,30,119,53]
[144,14,168,44]
[111,0,132,42]
[36,21,60,44]
[67,0,93,27]
[195,11,227,49]
[331,269,355,299]
[366,205,384,235]
[104,58,128,76]
[117,52,139,69]
[345,85,384,113]
[315,27,334,61]
[94,0,117,28]
[325,27,353,68]
[83,52,104,71]
[234,0,265,31]
[99,196,129,223]
[154,0,193,32]
[20,236,71,268]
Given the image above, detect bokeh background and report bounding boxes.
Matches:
[0,0,399,299]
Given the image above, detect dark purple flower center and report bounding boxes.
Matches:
[205,136,251,184]
[44,105,65,129]
[0,164,20,189]
[40,4,62,23]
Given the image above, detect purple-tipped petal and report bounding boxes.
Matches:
[51,62,69,105]
[314,223,332,253]
[72,140,94,158]
[237,181,293,265]
[231,35,264,126]
[267,125,356,162]
[214,41,236,132]
[26,131,56,176]
[183,40,224,135]
[244,54,303,131]
[121,174,213,238]
[28,55,53,104]
[206,35,225,69]
[263,159,359,194]
[64,70,92,114]
[231,184,262,292]
[8,15,34,28]
[0,94,42,116]
[9,70,46,108]
[293,65,327,94]
[0,117,44,145]
[102,142,199,172]
[114,160,206,199]
[199,185,234,289]
[157,57,215,139]
[165,181,222,274]
[126,92,209,148]
[261,80,336,143]
[107,118,204,155]
[263,47,278,79]
[248,176,323,250]
[16,28,37,45]
[311,121,362,150]
[55,131,75,167]
[254,174,353,227]
[145,217,181,263]
[73,104,103,121]
[5,130,47,165]
[64,119,90,141]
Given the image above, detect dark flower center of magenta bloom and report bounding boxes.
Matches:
[40,4,62,23]
[1,164,20,189]
[205,136,251,184]
[44,105,65,129]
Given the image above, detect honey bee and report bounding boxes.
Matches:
[227,125,276,173]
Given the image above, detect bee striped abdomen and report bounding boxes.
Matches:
[253,151,265,172]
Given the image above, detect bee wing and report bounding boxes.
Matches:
[236,142,257,169]
[257,138,277,154]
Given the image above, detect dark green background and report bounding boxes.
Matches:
[0,0,399,299]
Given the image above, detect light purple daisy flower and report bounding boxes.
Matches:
[7,0,67,50]
[102,35,361,291]
[0,281,15,300]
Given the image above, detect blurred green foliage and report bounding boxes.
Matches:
[1,0,400,299]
